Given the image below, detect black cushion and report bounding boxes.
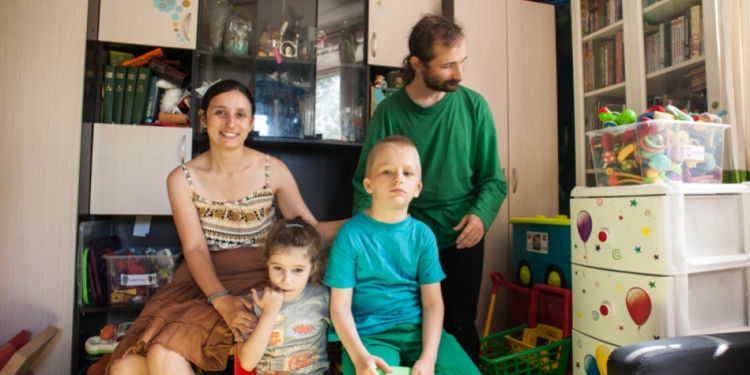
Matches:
[607,332,750,375]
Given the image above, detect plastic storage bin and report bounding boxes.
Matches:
[510,215,571,288]
[586,120,729,186]
[103,247,182,305]
[570,182,750,374]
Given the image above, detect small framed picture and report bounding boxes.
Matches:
[280,41,297,58]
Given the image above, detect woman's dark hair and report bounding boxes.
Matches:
[194,79,255,153]
[264,216,327,285]
[200,79,255,115]
[401,14,464,85]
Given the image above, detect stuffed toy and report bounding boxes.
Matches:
[156,79,184,114]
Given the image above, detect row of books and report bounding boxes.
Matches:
[102,66,160,124]
[644,4,703,74]
[685,65,706,93]
[582,30,624,92]
[581,0,623,36]
[646,92,705,113]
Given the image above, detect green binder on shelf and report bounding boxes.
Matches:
[101,65,115,123]
[112,66,126,124]
[131,67,151,125]
[121,67,138,124]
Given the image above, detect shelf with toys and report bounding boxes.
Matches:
[572,0,723,187]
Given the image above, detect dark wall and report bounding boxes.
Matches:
[251,139,362,221]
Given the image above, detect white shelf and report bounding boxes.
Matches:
[572,0,721,187]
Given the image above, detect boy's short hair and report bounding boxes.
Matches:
[364,135,421,178]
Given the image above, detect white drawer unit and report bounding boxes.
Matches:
[569,182,750,374]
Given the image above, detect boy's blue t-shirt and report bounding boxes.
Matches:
[325,212,445,340]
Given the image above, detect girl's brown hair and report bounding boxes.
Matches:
[264,216,326,284]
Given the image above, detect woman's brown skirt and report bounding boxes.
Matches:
[107,247,268,372]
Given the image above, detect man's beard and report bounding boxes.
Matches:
[423,73,460,92]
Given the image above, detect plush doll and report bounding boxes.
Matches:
[156,79,184,114]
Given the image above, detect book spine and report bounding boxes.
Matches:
[586,40,594,91]
[101,65,115,123]
[603,42,609,87]
[663,20,672,68]
[144,75,160,123]
[583,41,589,92]
[615,30,623,82]
[607,40,615,86]
[689,5,702,58]
[657,23,664,70]
[594,39,604,90]
[581,0,589,36]
[671,19,680,65]
[112,66,126,124]
[677,16,685,62]
[131,67,151,125]
[121,67,138,124]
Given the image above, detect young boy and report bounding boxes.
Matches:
[326,135,480,375]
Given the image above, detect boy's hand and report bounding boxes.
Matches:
[251,287,284,314]
[410,358,435,375]
[355,354,392,375]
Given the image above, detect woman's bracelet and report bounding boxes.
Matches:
[207,289,231,305]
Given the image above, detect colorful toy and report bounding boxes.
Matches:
[510,215,571,289]
[103,248,182,306]
[588,105,729,185]
[374,74,388,89]
[598,106,637,127]
[483,272,504,337]
[614,108,637,125]
[84,322,132,355]
[598,106,616,127]
[588,124,643,186]
[479,278,572,375]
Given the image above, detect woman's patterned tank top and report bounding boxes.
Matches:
[181,155,276,250]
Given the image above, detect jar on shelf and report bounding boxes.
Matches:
[223,16,252,55]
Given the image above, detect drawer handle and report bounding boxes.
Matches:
[181,134,186,164]
[512,167,518,194]
[371,32,377,58]
[183,12,192,42]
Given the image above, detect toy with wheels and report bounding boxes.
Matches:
[510,215,571,289]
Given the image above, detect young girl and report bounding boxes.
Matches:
[238,217,331,375]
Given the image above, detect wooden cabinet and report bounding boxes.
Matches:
[571,0,721,186]
[80,123,192,215]
[97,0,199,49]
[367,0,442,67]
[455,0,559,334]
[79,0,198,215]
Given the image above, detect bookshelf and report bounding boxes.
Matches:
[571,0,720,187]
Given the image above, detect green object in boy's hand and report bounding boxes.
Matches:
[378,366,411,375]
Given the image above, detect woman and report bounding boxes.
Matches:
[108,80,342,374]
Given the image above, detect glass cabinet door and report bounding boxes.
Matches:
[196,0,366,141]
